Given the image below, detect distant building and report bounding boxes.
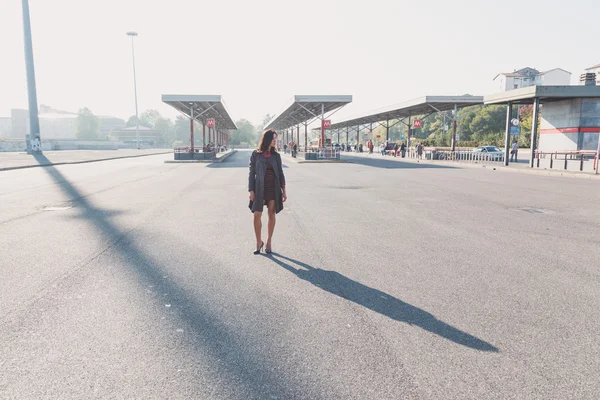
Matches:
[493,67,571,91]
[584,63,600,84]
[7,105,124,140]
[98,116,126,137]
[0,117,11,138]
[110,126,160,147]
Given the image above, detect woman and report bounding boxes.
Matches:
[248,129,287,254]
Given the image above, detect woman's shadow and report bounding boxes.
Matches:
[267,253,498,352]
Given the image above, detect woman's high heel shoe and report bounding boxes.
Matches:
[265,247,272,255]
[254,241,264,255]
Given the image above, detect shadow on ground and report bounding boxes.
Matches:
[266,252,499,353]
[342,154,456,169]
[31,153,308,398]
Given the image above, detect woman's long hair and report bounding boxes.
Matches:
[257,129,278,153]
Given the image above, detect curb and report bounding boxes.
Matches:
[163,150,237,164]
[482,164,600,180]
[0,151,171,172]
[164,160,212,164]
[342,153,600,180]
[213,150,237,163]
[282,154,345,164]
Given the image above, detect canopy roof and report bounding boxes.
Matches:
[484,85,600,105]
[265,95,352,130]
[161,95,237,130]
[327,95,484,129]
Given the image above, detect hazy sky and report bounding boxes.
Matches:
[1,0,598,126]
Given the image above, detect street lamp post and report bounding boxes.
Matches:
[21,0,41,153]
[126,31,140,149]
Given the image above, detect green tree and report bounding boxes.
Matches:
[154,117,174,146]
[126,115,138,127]
[76,107,99,140]
[232,119,256,145]
[140,109,161,128]
[173,115,190,144]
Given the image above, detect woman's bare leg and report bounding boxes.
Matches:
[266,200,276,250]
[253,211,263,249]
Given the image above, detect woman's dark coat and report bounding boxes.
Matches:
[248,150,286,214]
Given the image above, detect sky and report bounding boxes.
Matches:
[1,0,598,127]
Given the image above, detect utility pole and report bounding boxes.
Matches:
[21,0,41,153]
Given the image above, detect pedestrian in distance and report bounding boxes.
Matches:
[249,129,287,255]
[510,140,519,163]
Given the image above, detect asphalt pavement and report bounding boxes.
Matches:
[1,150,599,399]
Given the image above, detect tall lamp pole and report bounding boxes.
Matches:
[21,0,41,153]
[126,31,140,149]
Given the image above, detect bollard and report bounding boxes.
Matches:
[580,154,584,171]
[550,153,554,169]
[564,154,568,170]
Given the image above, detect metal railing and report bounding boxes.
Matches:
[317,147,341,160]
[534,150,598,172]
[403,148,505,164]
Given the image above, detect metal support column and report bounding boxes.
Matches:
[451,104,457,152]
[504,102,513,166]
[385,120,389,142]
[304,123,308,152]
[356,125,360,147]
[297,125,300,147]
[190,108,194,153]
[21,0,41,153]
[346,127,349,145]
[320,103,325,147]
[407,114,412,146]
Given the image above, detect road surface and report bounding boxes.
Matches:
[1,151,599,399]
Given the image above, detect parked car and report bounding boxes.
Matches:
[472,146,505,161]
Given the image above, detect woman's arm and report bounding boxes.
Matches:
[248,151,257,192]
[277,153,286,188]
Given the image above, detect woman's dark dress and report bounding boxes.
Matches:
[264,162,276,202]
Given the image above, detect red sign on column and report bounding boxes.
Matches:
[207,118,215,127]
[322,120,331,128]
[413,119,422,128]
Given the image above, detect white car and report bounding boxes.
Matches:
[472,146,505,161]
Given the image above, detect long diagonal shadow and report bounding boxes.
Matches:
[31,154,306,397]
[268,253,499,352]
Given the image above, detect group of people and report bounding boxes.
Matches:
[282,141,298,158]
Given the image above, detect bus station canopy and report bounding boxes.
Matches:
[161,94,237,130]
[484,85,600,105]
[265,95,353,130]
[328,95,484,129]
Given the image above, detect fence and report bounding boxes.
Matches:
[403,148,505,164]
[534,151,598,173]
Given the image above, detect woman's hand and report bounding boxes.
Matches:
[249,191,255,202]
[282,190,287,203]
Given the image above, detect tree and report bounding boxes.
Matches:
[517,105,540,147]
[140,109,161,128]
[76,107,99,140]
[154,117,174,146]
[172,116,190,144]
[126,115,139,127]
[232,119,256,145]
